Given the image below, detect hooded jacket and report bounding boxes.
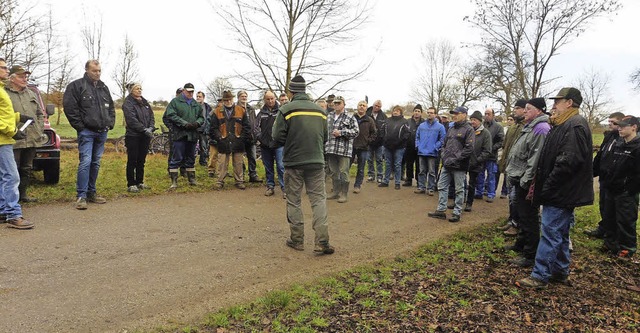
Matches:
[505,114,550,189]
[441,119,475,171]
[381,114,410,150]
[123,94,155,137]
[415,118,446,157]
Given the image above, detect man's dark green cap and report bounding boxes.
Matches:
[549,87,582,106]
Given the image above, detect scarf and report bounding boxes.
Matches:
[550,107,578,126]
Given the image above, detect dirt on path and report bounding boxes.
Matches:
[0,183,507,332]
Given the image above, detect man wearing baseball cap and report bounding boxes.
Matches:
[428,106,474,223]
[598,115,640,259]
[516,87,593,289]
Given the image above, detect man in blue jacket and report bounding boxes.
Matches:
[415,106,445,195]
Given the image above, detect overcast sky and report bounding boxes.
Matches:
[44,0,639,116]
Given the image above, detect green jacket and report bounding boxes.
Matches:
[272,93,328,168]
[163,94,204,142]
[6,85,45,149]
[498,119,523,173]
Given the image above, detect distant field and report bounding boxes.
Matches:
[48,108,166,139]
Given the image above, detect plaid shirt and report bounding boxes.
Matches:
[324,111,359,157]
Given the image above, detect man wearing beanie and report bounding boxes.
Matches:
[272,75,335,255]
[402,104,423,187]
[504,98,550,268]
[516,87,593,289]
[497,99,527,235]
[465,111,491,212]
[428,106,475,223]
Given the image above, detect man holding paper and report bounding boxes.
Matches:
[0,58,34,229]
[6,65,44,203]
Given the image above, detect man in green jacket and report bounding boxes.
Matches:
[6,65,44,203]
[272,75,334,255]
[163,83,204,188]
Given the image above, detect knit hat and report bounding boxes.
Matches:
[527,97,547,113]
[289,75,306,93]
[127,82,142,94]
[470,110,483,121]
[414,104,423,111]
[514,99,527,108]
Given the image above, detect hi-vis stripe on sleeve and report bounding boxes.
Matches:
[285,111,327,120]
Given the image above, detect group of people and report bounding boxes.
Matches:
[2,58,637,272]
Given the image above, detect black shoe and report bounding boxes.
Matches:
[427,211,447,220]
[448,214,460,223]
[378,183,389,187]
[447,203,455,209]
[584,228,604,239]
[394,184,401,190]
[249,176,262,183]
[509,256,534,267]
[549,273,571,286]
[402,180,412,186]
[463,204,472,212]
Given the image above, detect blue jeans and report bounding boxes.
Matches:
[261,146,284,190]
[0,145,22,219]
[531,205,574,282]
[417,156,437,191]
[475,160,497,198]
[383,148,405,185]
[367,145,385,180]
[436,166,466,216]
[169,140,197,170]
[76,129,107,198]
[352,149,369,188]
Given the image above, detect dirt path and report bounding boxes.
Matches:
[0,183,507,332]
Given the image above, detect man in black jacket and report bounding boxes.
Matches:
[366,100,386,183]
[516,87,593,289]
[599,115,640,258]
[586,111,625,238]
[63,60,115,210]
[475,107,503,202]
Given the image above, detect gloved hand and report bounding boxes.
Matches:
[19,114,33,123]
[144,127,154,138]
[183,122,195,130]
[12,130,26,140]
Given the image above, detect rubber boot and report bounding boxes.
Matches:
[337,182,349,203]
[187,169,198,186]
[327,179,340,200]
[18,175,37,203]
[169,170,179,189]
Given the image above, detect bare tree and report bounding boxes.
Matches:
[217,0,373,96]
[451,62,486,107]
[630,68,640,91]
[111,35,140,105]
[50,46,74,125]
[0,0,43,66]
[466,0,621,99]
[412,39,460,111]
[475,43,524,115]
[206,77,233,104]
[576,68,618,128]
[80,8,103,60]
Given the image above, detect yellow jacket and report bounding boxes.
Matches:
[0,81,20,146]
